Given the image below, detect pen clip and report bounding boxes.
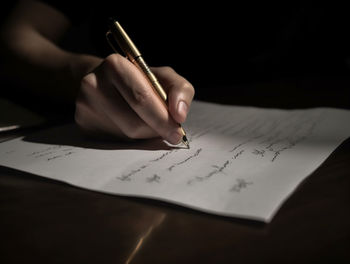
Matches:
[106,30,120,54]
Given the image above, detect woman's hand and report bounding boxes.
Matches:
[75,53,195,144]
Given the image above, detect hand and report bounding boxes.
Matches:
[75,54,195,144]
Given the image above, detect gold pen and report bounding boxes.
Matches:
[106,19,189,148]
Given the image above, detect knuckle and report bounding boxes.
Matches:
[160,66,175,74]
[132,88,152,107]
[123,121,146,139]
[104,53,122,68]
[180,81,195,97]
[80,73,97,93]
[153,66,175,76]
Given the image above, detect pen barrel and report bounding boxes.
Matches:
[107,20,188,144]
[108,20,167,102]
[134,56,186,139]
[134,56,168,102]
[109,20,141,59]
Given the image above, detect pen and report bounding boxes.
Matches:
[106,19,190,148]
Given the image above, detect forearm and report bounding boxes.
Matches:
[1,27,102,103]
[0,0,103,103]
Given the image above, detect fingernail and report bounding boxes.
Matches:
[168,131,182,145]
[177,101,188,120]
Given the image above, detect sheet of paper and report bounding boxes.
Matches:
[1,101,350,222]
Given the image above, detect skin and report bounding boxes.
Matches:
[0,0,195,144]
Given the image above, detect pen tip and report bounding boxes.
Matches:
[182,135,190,149]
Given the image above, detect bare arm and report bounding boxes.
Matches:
[1,0,195,144]
[0,0,102,103]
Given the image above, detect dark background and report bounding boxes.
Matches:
[1,1,350,112]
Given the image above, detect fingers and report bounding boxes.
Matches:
[152,66,195,124]
[104,54,184,144]
[76,67,157,140]
[76,54,189,144]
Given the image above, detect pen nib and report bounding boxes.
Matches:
[182,135,190,149]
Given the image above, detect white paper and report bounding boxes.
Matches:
[1,101,350,222]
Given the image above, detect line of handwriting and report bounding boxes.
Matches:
[27,145,76,161]
[167,148,202,171]
[187,149,245,185]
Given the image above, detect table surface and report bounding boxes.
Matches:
[1,80,350,264]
